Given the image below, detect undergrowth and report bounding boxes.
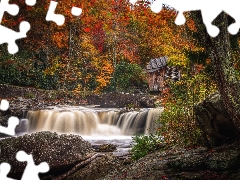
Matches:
[131,71,217,160]
[130,134,165,160]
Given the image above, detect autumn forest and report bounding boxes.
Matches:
[0,0,206,93]
[1,1,240,177]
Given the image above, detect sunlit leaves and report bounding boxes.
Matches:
[52,32,68,48]
[0,0,207,93]
[157,70,217,147]
[95,59,113,92]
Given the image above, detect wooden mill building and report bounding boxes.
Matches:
[146,56,180,92]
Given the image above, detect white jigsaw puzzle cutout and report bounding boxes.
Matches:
[0,0,19,22]
[0,100,19,136]
[71,6,82,16]
[46,1,65,26]
[16,151,50,180]
[0,116,19,136]
[0,162,16,180]
[0,22,30,54]
[0,151,49,180]
[0,0,34,54]
[0,99,9,111]
[46,0,82,25]
[0,0,83,54]
[25,0,36,7]
[130,0,240,37]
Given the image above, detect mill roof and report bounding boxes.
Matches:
[146,56,168,73]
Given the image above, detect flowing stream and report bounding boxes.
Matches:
[19,106,164,156]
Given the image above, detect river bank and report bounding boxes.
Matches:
[0,84,157,108]
[0,131,240,180]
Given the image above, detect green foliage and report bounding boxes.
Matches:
[111,61,148,92]
[35,73,59,90]
[126,103,136,110]
[131,134,164,160]
[25,92,35,99]
[0,47,59,90]
[157,72,217,147]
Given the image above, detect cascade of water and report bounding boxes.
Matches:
[116,110,149,135]
[145,107,164,134]
[25,107,163,136]
[98,110,119,125]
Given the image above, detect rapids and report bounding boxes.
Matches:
[14,106,164,157]
[25,106,164,136]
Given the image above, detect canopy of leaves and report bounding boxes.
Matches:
[0,0,206,93]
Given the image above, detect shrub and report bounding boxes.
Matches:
[130,134,164,160]
[128,66,217,160]
[25,92,35,99]
[157,73,217,147]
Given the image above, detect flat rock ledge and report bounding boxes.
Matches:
[103,140,240,180]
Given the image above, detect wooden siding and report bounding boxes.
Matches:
[146,57,180,92]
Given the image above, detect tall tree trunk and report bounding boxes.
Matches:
[191,12,240,132]
[208,13,240,132]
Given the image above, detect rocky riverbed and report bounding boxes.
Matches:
[0,131,240,180]
[103,140,240,180]
[0,84,157,111]
[1,84,240,179]
[0,132,134,179]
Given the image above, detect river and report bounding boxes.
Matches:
[17,106,164,157]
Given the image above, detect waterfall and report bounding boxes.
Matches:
[145,108,164,134]
[25,107,163,136]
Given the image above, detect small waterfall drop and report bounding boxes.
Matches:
[25,107,163,136]
[145,108,164,134]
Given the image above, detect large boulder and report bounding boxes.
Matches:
[0,131,94,179]
[194,92,240,147]
[65,154,121,180]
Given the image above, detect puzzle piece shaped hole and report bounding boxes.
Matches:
[0,163,16,180]
[0,99,9,111]
[46,1,65,26]
[16,151,49,180]
[0,116,19,136]
[149,0,240,37]
[71,7,82,16]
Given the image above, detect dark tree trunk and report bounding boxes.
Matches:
[191,12,240,133]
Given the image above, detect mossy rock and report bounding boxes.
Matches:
[93,144,117,152]
[0,131,94,178]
